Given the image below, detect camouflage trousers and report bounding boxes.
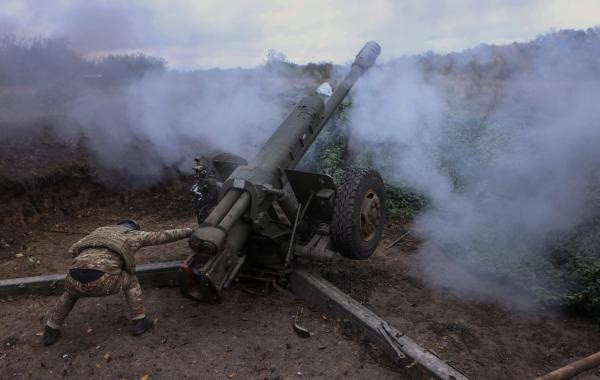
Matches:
[47,270,145,329]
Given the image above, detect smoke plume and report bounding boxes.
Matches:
[0,36,314,187]
[348,29,600,304]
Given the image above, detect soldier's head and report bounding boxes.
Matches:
[118,219,140,231]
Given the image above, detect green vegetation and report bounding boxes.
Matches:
[547,182,600,316]
[383,187,428,222]
[0,36,166,86]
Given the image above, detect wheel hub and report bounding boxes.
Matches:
[360,189,381,241]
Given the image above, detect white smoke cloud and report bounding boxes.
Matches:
[348,30,600,304]
[0,36,305,187]
[59,68,291,186]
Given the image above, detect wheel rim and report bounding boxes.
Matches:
[360,189,381,241]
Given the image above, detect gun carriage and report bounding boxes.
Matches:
[182,42,385,303]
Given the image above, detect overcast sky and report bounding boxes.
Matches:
[1,0,599,69]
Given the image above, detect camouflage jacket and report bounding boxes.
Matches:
[68,226,193,273]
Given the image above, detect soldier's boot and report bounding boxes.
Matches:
[43,325,60,346]
[131,317,153,336]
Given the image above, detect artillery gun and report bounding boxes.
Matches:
[0,41,468,378]
[182,42,384,303]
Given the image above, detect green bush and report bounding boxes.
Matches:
[384,185,428,222]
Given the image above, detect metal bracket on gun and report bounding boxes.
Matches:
[377,321,406,362]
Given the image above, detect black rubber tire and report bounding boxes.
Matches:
[332,168,385,260]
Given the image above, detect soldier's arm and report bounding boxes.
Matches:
[134,228,194,247]
[67,237,87,257]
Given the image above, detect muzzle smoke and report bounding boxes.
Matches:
[0,37,311,187]
[348,29,600,304]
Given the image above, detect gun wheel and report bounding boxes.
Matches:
[332,168,385,260]
[360,189,382,241]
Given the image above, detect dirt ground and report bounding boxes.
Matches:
[318,225,600,379]
[1,179,599,379]
[1,288,400,379]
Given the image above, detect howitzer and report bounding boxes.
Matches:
[182,42,384,302]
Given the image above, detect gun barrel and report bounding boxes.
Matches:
[352,41,381,71]
[322,41,380,126]
[251,41,381,180]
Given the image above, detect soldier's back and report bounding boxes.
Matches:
[71,248,124,275]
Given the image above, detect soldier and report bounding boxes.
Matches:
[43,219,193,346]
